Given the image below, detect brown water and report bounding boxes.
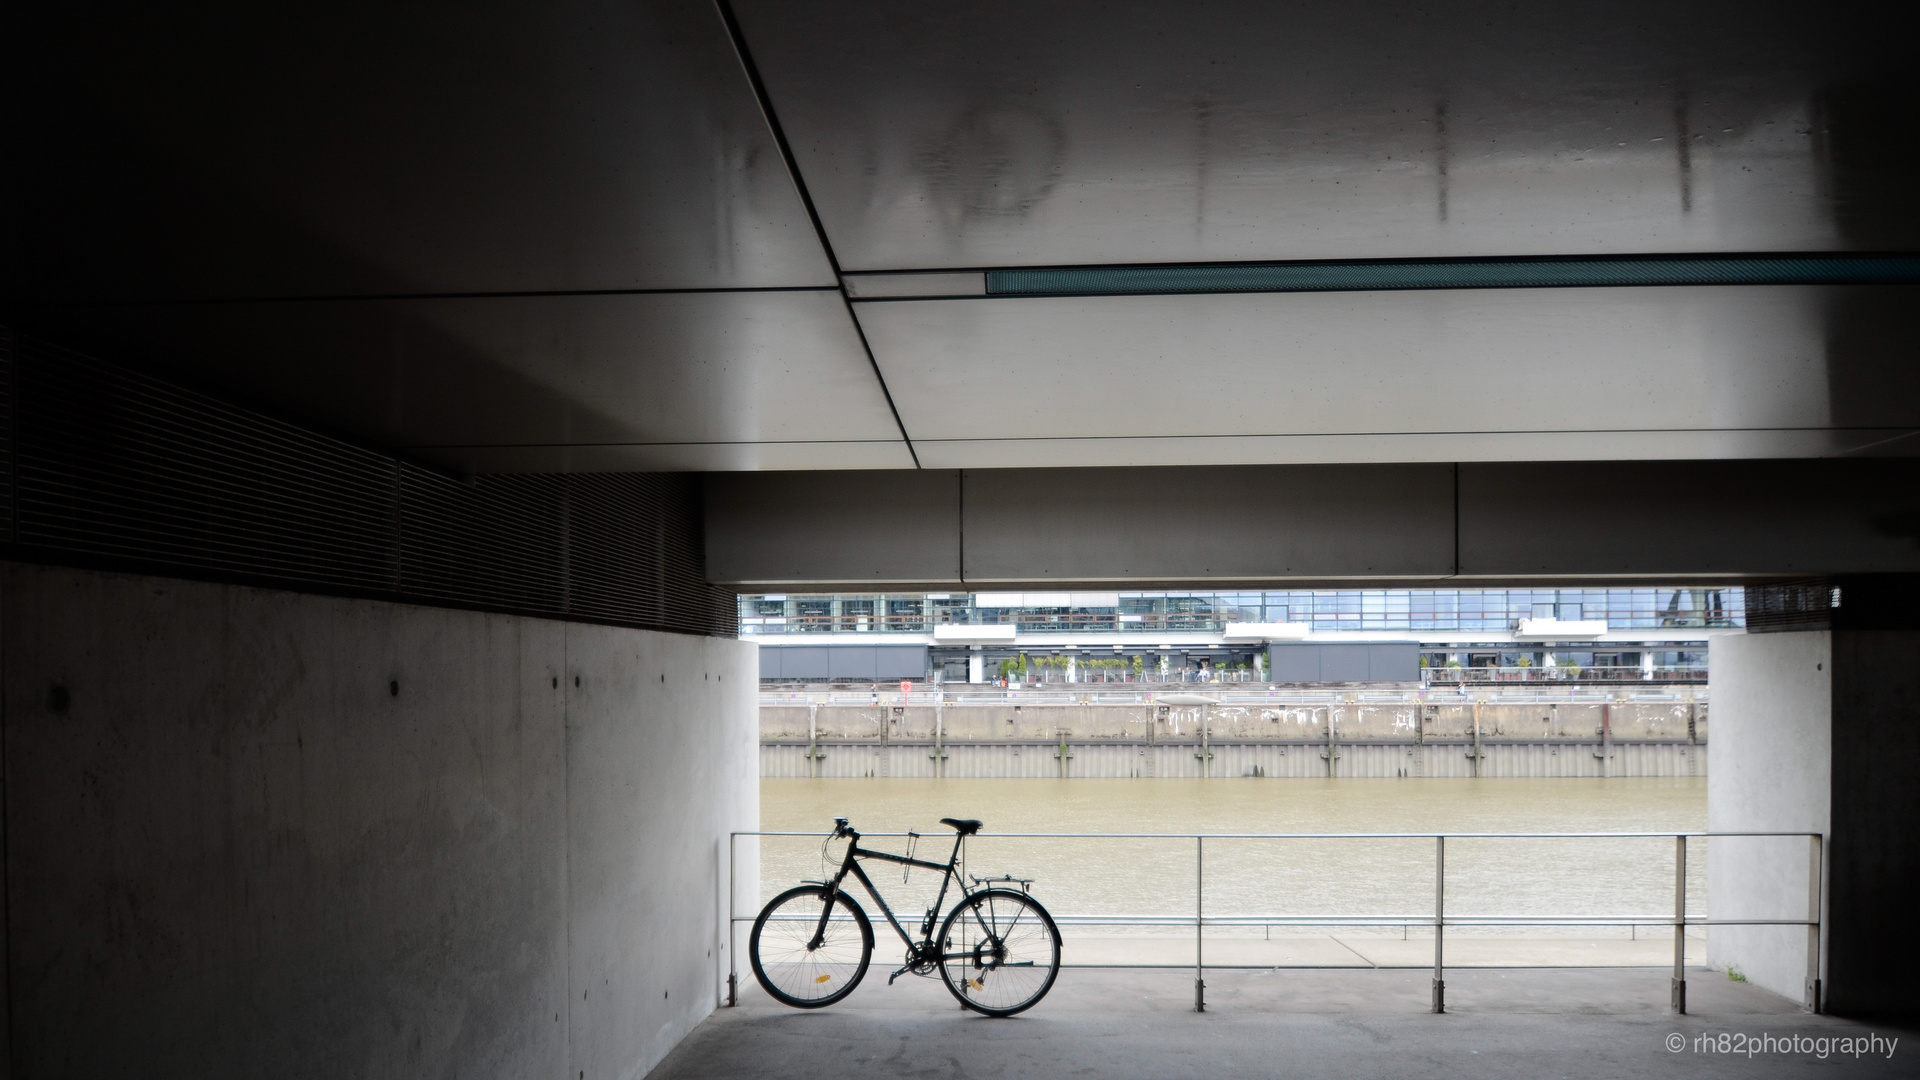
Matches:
[756,778,1707,934]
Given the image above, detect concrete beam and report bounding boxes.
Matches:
[706,469,961,586]
[1460,460,1920,579]
[705,460,1920,588]
[962,465,1451,583]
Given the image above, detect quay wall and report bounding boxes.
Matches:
[761,699,1706,779]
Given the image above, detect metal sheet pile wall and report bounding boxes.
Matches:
[0,328,735,637]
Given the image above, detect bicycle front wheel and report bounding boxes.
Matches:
[937,889,1061,1016]
[749,885,874,1008]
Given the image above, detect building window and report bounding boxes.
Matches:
[888,598,925,630]
[795,599,831,631]
[839,599,874,632]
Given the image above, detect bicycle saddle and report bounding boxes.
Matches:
[940,817,982,835]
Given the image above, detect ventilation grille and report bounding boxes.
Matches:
[0,327,13,544]
[0,329,735,638]
[399,469,568,612]
[1744,579,1838,633]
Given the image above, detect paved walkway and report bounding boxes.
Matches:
[1066,932,1708,967]
[648,967,1910,1079]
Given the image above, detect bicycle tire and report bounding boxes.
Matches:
[749,885,874,1008]
[936,888,1061,1016]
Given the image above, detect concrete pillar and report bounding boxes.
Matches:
[1827,629,1920,1018]
[1709,628,1920,1019]
[968,647,984,684]
[1707,631,1829,1010]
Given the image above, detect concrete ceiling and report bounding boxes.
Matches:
[6,0,1918,473]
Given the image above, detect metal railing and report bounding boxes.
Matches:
[740,609,1744,636]
[1424,665,1707,684]
[721,830,1821,1016]
[759,687,1707,706]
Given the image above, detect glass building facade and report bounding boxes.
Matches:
[739,587,1742,636]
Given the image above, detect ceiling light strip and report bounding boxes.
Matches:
[986,255,1920,296]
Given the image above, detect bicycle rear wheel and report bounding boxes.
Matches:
[937,889,1061,1016]
[749,885,874,1008]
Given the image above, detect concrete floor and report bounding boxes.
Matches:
[1067,933,1708,968]
[649,967,1912,1079]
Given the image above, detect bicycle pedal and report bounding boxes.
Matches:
[888,965,911,985]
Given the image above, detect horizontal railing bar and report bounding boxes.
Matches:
[1054,963,1707,970]
[735,915,1810,927]
[734,830,1815,840]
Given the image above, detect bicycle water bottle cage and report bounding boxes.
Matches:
[940,818,982,835]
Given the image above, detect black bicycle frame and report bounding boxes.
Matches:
[809,829,970,954]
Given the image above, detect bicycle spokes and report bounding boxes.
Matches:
[749,886,873,1008]
[939,890,1061,1016]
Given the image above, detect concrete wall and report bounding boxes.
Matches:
[0,563,757,1079]
[761,699,1706,778]
[763,700,1701,742]
[763,741,1704,780]
[1706,632,1828,1009]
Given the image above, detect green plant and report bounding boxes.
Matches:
[1727,966,1748,983]
[1446,659,1462,669]
[1419,655,1430,669]
[1516,656,1533,668]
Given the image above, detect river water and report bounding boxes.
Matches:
[756,778,1707,936]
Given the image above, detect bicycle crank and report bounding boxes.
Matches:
[888,943,940,984]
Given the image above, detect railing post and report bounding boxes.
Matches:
[1807,832,1823,1013]
[725,831,739,1006]
[1671,834,1686,1014]
[1432,835,1445,1013]
[1195,835,1206,1012]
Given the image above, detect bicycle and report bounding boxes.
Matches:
[748,816,1062,1016]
